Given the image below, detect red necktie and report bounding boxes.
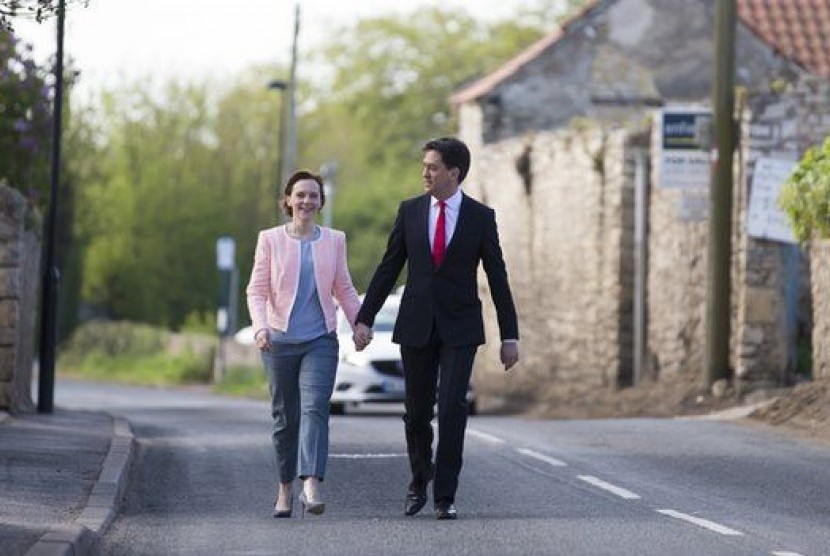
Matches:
[432,200,446,267]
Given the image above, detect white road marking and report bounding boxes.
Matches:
[329,453,407,459]
[466,429,506,445]
[577,475,641,499]
[772,552,805,556]
[516,448,568,467]
[657,509,744,536]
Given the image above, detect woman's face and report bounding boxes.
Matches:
[287,179,322,221]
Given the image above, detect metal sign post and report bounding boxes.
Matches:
[214,236,236,383]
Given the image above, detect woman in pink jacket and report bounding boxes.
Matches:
[246,170,363,518]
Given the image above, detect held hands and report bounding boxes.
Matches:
[500,341,519,371]
[353,322,374,351]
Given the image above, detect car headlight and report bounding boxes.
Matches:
[345,351,369,367]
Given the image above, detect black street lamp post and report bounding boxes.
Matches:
[37,0,66,413]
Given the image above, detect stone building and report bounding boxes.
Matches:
[450,0,830,403]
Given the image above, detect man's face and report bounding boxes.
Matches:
[421,149,459,200]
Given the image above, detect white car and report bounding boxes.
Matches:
[233,325,256,345]
[330,294,476,415]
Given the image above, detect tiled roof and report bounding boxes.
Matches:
[451,0,830,105]
[738,0,830,79]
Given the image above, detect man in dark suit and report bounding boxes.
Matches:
[354,137,519,520]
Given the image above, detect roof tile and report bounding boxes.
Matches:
[738,0,830,78]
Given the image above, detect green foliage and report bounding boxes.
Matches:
[60,320,165,363]
[301,7,551,288]
[181,310,216,334]
[58,320,213,384]
[779,138,830,242]
[72,74,281,329]
[0,1,89,32]
[0,29,51,202]
[59,2,571,327]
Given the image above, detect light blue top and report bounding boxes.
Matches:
[271,230,328,344]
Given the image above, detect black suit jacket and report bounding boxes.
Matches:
[357,192,519,348]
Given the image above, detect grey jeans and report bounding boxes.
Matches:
[260,332,339,483]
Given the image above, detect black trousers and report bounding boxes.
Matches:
[400,328,477,505]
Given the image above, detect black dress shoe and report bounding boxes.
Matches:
[404,491,428,516]
[435,502,458,520]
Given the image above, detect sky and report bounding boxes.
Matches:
[13,0,536,98]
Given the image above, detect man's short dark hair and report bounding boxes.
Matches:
[423,137,471,184]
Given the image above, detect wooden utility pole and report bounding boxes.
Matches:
[703,0,737,387]
[280,3,300,187]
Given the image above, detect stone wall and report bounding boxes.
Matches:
[646,76,830,389]
[811,240,830,380]
[735,76,830,387]
[466,125,638,403]
[0,185,40,413]
[645,111,715,380]
[455,0,828,400]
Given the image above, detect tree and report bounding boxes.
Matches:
[296,6,560,287]
[59,1,585,330]
[0,28,52,203]
[780,138,830,243]
[0,0,88,32]
[71,71,284,329]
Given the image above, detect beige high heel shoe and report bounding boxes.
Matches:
[298,491,325,517]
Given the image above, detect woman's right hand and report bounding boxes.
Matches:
[255,328,271,351]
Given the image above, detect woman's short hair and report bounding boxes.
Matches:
[282,170,325,217]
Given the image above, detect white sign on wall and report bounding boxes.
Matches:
[746,157,798,244]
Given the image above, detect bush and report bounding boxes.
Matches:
[60,320,165,364]
[0,30,52,204]
[779,138,830,243]
[59,320,214,385]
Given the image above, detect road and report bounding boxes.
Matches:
[57,380,830,556]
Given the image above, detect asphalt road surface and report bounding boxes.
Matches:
[57,380,830,556]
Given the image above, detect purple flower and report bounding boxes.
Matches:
[19,136,38,152]
[13,118,28,132]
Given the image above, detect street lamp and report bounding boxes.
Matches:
[267,79,288,192]
[38,0,66,413]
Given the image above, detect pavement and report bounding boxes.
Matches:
[0,408,135,556]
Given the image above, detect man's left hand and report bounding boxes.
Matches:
[500,341,519,371]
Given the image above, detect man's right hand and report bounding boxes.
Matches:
[500,341,519,371]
